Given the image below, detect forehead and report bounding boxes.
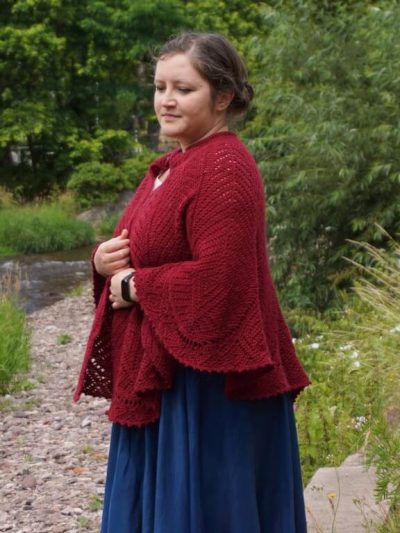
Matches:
[154,53,204,83]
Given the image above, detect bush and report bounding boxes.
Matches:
[0,274,30,394]
[69,129,135,166]
[0,204,95,255]
[97,211,122,236]
[294,234,400,495]
[247,2,400,310]
[121,150,159,189]
[67,161,129,209]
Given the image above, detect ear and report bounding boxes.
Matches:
[215,90,234,111]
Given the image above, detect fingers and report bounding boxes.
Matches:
[106,247,130,262]
[103,238,130,254]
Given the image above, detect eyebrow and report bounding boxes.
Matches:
[154,78,195,84]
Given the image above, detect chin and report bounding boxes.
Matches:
[161,128,184,141]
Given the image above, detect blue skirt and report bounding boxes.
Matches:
[100,366,307,533]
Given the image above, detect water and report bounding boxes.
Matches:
[0,245,94,314]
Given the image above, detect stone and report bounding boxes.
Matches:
[80,416,92,428]
[304,453,390,532]
[20,475,37,490]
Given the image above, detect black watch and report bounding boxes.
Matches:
[121,272,135,303]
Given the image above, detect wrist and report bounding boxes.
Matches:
[129,274,137,302]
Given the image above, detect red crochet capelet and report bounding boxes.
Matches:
[73,131,310,427]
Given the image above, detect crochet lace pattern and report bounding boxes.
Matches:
[74,132,310,427]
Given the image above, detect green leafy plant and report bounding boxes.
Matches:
[57,334,72,345]
[247,2,400,310]
[121,150,159,189]
[88,495,103,512]
[295,232,400,501]
[78,515,91,529]
[67,162,129,209]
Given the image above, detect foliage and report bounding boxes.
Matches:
[184,0,267,69]
[68,129,135,166]
[97,212,122,237]
[121,150,158,189]
[0,0,185,198]
[0,203,95,255]
[88,495,103,512]
[247,1,400,309]
[295,234,400,498]
[67,161,128,209]
[0,273,30,394]
[57,334,72,345]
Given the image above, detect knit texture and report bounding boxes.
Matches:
[74,132,310,427]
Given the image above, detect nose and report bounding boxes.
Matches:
[161,89,177,107]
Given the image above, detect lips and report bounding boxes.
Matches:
[162,114,180,119]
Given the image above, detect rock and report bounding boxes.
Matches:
[81,416,92,428]
[20,475,37,490]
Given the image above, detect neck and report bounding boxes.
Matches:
[180,122,229,152]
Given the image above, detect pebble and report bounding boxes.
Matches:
[0,289,110,532]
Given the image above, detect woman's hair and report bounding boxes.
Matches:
[156,32,254,115]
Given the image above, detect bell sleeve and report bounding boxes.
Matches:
[133,152,275,373]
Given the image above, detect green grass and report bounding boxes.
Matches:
[0,292,30,395]
[0,203,95,256]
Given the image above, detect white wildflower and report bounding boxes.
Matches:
[350,351,360,359]
[389,324,400,334]
[309,343,320,349]
[339,343,353,351]
[354,416,367,430]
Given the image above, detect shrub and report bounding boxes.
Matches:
[121,150,159,189]
[247,2,400,310]
[97,211,122,236]
[295,233,400,495]
[0,204,95,255]
[67,161,129,209]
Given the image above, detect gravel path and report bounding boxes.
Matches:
[0,290,110,533]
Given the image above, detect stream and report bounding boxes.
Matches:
[0,245,94,314]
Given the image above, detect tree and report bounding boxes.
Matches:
[246,2,400,309]
[0,0,185,198]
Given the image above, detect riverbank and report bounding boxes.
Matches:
[0,288,109,533]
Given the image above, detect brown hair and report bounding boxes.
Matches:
[156,32,254,115]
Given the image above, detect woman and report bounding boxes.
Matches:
[74,32,310,532]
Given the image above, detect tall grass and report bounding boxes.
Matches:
[0,271,30,394]
[0,203,95,256]
[295,231,400,516]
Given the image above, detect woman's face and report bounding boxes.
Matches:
[154,53,228,149]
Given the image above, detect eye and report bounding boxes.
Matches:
[155,85,165,92]
[177,87,192,93]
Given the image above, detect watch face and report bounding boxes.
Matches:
[121,273,134,302]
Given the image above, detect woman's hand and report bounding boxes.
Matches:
[94,229,131,277]
[109,268,138,309]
